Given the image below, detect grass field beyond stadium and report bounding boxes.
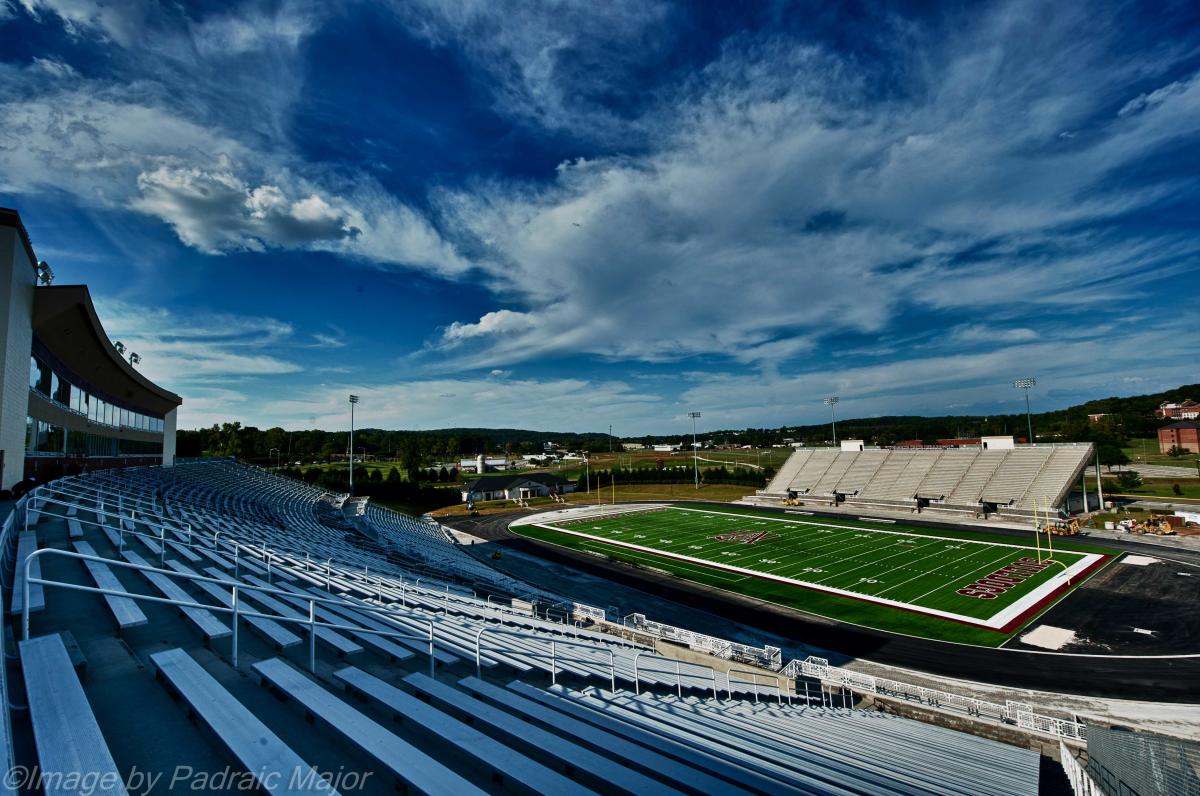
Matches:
[513,505,1115,645]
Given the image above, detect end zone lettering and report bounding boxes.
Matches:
[957,557,1054,600]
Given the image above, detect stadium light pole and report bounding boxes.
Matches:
[1012,378,1036,445]
[688,412,702,489]
[823,397,840,446]
[348,395,359,496]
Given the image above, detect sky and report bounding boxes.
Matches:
[1,0,1198,436]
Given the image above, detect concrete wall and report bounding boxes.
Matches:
[162,407,177,467]
[0,228,35,490]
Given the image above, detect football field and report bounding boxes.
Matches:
[515,504,1114,644]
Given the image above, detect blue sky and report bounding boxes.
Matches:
[1,1,1198,435]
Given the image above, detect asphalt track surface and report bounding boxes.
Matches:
[444,502,1200,703]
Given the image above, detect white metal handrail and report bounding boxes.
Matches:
[783,655,1087,741]
[727,667,788,704]
[21,547,437,676]
[631,650,720,700]
[474,625,617,692]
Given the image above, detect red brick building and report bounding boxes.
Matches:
[1156,400,1199,419]
[1158,420,1200,454]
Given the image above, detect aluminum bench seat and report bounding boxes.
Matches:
[166,540,203,563]
[72,541,148,631]
[218,571,361,656]
[506,680,790,795]
[461,677,756,796]
[67,518,84,539]
[100,524,123,550]
[328,594,459,665]
[268,585,415,662]
[122,550,231,641]
[252,658,485,796]
[404,672,688,796]
[334,667,594,796]
[21,633,126,796]
[163,561,301,650]
[138,532,164,555]
[11,531,45,616]
[150,648,335,795]
[627,693,941,796]
[554,686,835,795]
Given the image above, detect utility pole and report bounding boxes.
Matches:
[1012,378,1036,445]
[348,395,359,496]
[688,412,702,489]
[609,424,613,454]
[823,397,840,446]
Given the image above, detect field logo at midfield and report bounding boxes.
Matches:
[713,530,778,545]
[957,557,1055,600]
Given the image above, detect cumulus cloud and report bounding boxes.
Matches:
[441,310,534,343]
[132,162,358,253]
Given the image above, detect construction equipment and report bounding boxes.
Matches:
[1115,514,1177,535]
[1141,514,1176,535]
[1039,517,1082,536]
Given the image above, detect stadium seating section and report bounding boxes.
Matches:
[759,444,1093,518]
[1,459,1042,794]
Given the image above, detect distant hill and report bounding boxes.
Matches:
[179,384,1197,462]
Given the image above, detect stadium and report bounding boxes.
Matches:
[1,208,1198,795]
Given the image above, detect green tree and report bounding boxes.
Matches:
[1116,470,1143,491]
[386,467,401,483]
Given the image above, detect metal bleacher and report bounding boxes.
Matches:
[0,459,1045,794]
[761,442,1093,519]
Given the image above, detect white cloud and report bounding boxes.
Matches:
[20,0,151,46]
[422,5,1200,370]
[94,300,305,426]
[675,318,1200,430]
[441,310,534,343]
[254,376,664,433]
[391,0,671,139]
[132,162,358,253]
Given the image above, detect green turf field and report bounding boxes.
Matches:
[514,504,1116,646]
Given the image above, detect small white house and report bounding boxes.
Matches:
[462,473,575,502]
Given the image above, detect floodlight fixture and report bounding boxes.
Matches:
[348,394,360,495]
[823,396,840,445]
[1012,378,1037,445]
[36,261,53,285]
[688,411,702,489]
[114,341,126,355]
[128,352,141,366]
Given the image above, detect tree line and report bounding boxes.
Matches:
[179,383,1197,469]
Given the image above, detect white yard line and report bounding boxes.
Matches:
[812,538,958,587]
[533,519,1104,629]
[870,543,1002,598]
[671,505,1049,550]
[578,542,744,583]
[910,549,1021,604]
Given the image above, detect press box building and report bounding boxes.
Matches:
[0,208,181,491]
